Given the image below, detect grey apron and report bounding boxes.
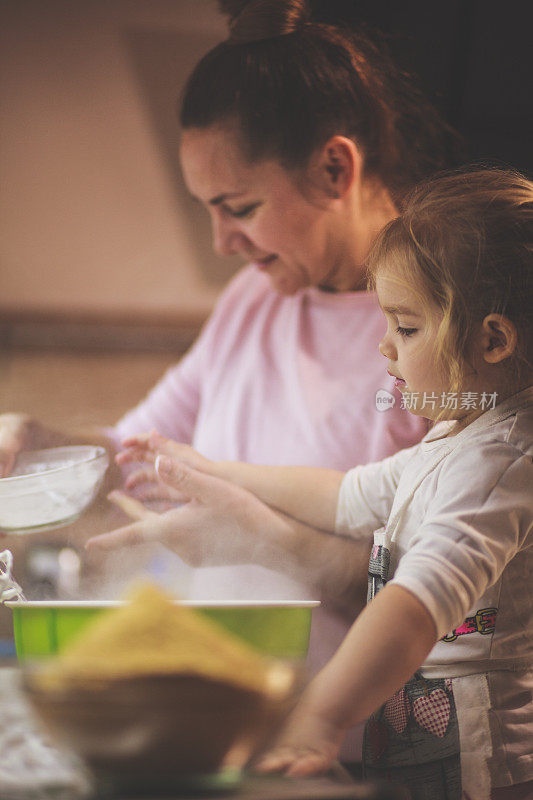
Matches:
[363,671,461,800]
[362,445,463,799]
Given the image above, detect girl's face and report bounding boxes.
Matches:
[376,271,450,419]
[179,125,363,294]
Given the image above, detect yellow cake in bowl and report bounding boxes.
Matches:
[24,584,300,794]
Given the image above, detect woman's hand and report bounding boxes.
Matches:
[0,414,40,535]
[86,456,289,568]
[0,413,34,478]
[0,413,113,535]
[90,441,373,610]
[0,413,84,479]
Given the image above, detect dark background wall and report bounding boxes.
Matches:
[314,0,532,177]
[2,0,530,329]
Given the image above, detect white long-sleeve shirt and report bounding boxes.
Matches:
[336,386,533,677]
[336,387,533,788]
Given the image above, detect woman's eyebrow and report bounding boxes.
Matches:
[208,192,245,206]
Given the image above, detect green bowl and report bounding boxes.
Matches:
[6,599,318,661]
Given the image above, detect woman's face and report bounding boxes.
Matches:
[180,125,355,295]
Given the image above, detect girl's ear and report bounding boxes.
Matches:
[481,314,518,364]
[310,135,363,200]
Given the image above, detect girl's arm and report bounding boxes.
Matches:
[119,431,414,536]
[259,583,437,776]
[217,461,344,532]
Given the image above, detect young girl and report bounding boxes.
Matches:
[88,168,533,799]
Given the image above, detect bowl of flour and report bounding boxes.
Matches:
[0,446,108,533]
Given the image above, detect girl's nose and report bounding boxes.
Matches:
[211,216,247,257]
[379,334,396,360]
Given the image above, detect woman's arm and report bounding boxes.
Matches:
[258,583,438,776]
[87,460,371,610]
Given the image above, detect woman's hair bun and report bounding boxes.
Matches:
[217,0,310,44]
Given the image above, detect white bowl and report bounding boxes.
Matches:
[0,446,108,533]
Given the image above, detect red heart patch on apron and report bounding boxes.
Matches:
[384,687,410,734]
[412,688,450,738]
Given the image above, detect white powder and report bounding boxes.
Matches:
[0,668,91,799]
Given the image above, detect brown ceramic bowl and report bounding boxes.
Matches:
[24,667,300,794]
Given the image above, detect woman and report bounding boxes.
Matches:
[0,0,460,763]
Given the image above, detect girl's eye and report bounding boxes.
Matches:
[226,203,260,219]
[396,326,417,337]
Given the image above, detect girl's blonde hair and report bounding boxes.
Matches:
[368,167,533,395]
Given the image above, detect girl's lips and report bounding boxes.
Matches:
[387,370,406,388]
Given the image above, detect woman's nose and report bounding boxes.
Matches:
[211,216,247,257]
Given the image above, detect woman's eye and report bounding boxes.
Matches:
[396,326,417,337]
[226,203,260,219]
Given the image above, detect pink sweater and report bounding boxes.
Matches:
[116,266,424,465]
[114,266,427,759]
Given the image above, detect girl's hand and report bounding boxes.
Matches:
[259,585,439,778]
[255,702,345,777]
[123,464,186,505]
[86,457,287,568]
[117,431,215,504]
[117,430,214,473]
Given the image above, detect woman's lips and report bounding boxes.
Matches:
[252,254,278,270]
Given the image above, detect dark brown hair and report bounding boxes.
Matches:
[368,167,533,391]
[180,0,462,204]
